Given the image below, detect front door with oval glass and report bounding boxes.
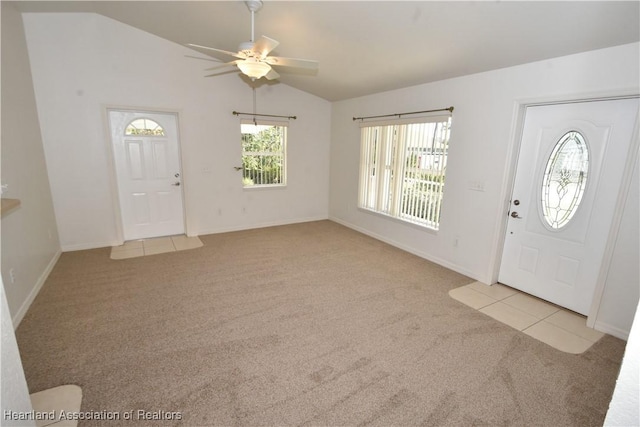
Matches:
[108,110,185,241]
[499,98,639,315]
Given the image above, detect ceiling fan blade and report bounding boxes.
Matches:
[187,43,245,59]
[252,35,279,58]
[205,60,241,71]
[264,56,319,70]
[265,68,280,81]
[204,69,239,78]
[185,54,223,63]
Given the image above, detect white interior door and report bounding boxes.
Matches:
[499,98,639,315]
[109,110,185,241]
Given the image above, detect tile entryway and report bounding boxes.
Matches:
[449,282,604,354]
[30,385,82,427]
[110,235,203,259]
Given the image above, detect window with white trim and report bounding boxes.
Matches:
[241,120,287,187]
[358,115,451,230]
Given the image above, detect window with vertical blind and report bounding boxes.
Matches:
[241,120,287,187]
[358,115,452,230]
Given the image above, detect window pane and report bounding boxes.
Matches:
[358,117,451,230]
[400,121,448,228]
[241,122,286,187]
[541,130,589,229]
[125,118,165,136]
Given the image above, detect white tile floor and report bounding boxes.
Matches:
[110,235,203,259]
[449,282,604,354]
[30,385,82,427]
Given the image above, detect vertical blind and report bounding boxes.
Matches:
[358,115,451,230]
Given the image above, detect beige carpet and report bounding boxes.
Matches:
[16,220,625,426]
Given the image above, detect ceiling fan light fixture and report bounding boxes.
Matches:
[187,0,317,83]
[237,59,271,79]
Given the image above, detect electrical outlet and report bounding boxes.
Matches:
[9,268,15,284]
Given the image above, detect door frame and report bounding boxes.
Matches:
[104,106,188,245]
[490,90,640,328]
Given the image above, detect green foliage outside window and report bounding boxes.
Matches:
[241,124,286,187]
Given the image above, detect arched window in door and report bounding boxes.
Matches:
[125,118,165,136]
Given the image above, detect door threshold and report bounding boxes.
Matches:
[110,235,203,259]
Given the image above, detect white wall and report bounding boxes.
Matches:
[605,301,640,426]
[1,3,61,324]
[1,4,47,424]
[595,151,639,339]
[22,12,331,251]
[330,43,639,334]
[1,279,34,426]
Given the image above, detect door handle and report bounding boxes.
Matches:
[172,182,181,186]
[510,211,522,219]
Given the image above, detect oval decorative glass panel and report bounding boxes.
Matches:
[541,131,589,229]
[125,118,165,136]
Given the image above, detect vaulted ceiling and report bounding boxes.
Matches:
[14,1,640,101]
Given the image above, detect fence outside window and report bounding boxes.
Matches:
[358,116,451,230]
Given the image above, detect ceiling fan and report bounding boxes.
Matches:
[187,0,319,81]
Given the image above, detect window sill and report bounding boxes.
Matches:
[243,184,287,191]
[1,198,21,217]
[357,207,439,235]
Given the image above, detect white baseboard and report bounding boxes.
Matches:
[61,241,120,252]
[195,215,329,236]
[329,216,480,282]
[594,321,630,341]
[12,250,61,329]
[60,217,330,249]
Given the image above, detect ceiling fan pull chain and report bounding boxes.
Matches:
[250,8,255,43]
[253,87,257,125]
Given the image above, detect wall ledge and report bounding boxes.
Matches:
[1,198,21,217]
